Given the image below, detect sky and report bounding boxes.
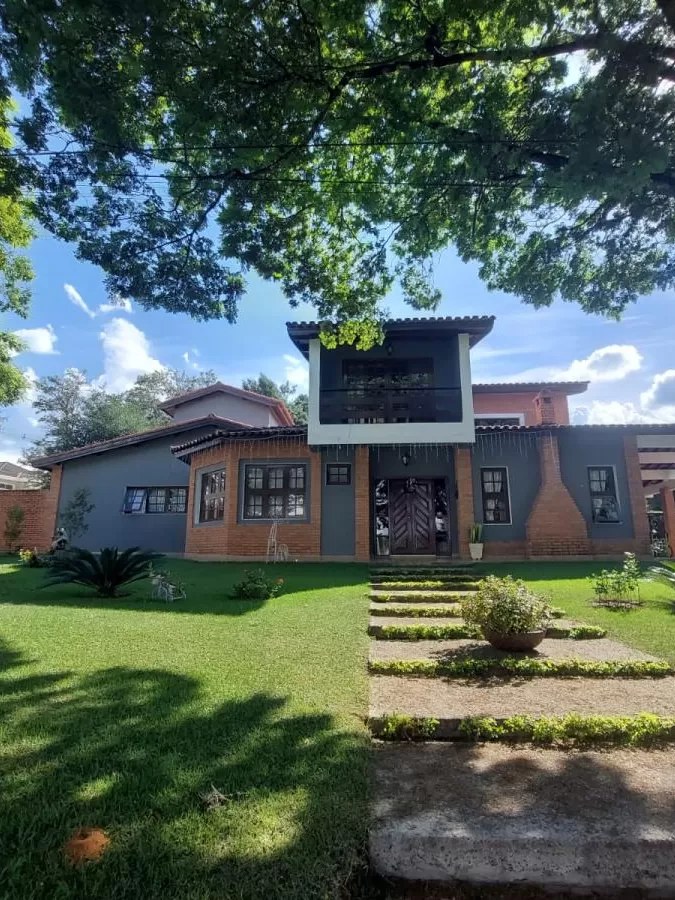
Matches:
[2,229,675,464]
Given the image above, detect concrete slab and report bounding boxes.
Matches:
[370,674,675,718]
[370,743,675,891]
[369,636,658,662]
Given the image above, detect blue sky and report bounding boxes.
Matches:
[2,229,675,463]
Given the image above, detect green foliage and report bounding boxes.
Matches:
[567,625,608,640]
[59,488,95,540]
[3,504,25,552]
[592,552,642,606]
[231,569,284,601]
[319,320,385,352]
[379,714,439,741]
[241,373,308,424]
[458,713,675,747]
[371,590,475,602]
[18,547,47,568]
[370,604,462,618]
[376,580,462,589]
[461,575,551,635]
[44,546,161,598]
[8,4,675,324]
[369,657,672,679]
[377,623,481,641]
[469,523,483,544]
[25,367,217,458]
[647,563,675,590]
[549,606,566,619]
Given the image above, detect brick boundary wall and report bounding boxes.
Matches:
[455,448,475,559]
[0,464,62,552]
[526,433,591,557]
[184,439,323,559]
[353,446,371,562]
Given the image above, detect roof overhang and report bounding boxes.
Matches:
[473,381,589,396]
[287,316,495,359]
[172,425,308,462]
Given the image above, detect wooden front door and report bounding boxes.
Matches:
[389,478,435,555]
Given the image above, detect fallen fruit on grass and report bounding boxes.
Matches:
[63,827,110,865]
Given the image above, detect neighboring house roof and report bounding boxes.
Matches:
[172,425,308,460]
[473,381,589,396]
[286,316,495,357]
[30,416,253,469]
[0,461,35,476]
[159,382,295,425]
[475,423,675,433]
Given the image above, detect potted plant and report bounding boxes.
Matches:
[468,523,484,561]
[461,575,552,651]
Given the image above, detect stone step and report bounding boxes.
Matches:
[370,574,480,584]
[369,635,656,661]
[370,582,479,592]
[368,621,593,640]
[370,742,675,891]
[370,671,675,719]
[369,603,463,617]
[370,564,474,574]
[369,620,479,639]
[370,590,475,602]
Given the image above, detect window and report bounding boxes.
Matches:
[326,464,351,485]
[123,487,188,514]
[199,468,226,522]
[480,467,511,524]
[341,358,434,424]
[474,414,524,427]
[588,467,620,523]
[242,463,308,520]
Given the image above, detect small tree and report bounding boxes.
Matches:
[59,488,95,541]
[4,505,25,552]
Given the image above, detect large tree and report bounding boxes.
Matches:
[0,94,34,404]
[25,367,218,458]
[242,374,309,424]
[2,1,675,345]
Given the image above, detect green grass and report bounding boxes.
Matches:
[0,559,370,900]
[473,561,675,664]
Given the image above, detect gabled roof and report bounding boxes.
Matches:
[287,316,495,357]
[30,416,252,469]
[0,461,35,476]
[473,381,589,396]
[172,425,308,460]
[159,382,294,425]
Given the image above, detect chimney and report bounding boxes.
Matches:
[534,389,556,425]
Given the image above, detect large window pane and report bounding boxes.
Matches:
[480,467,511,524]
[243,463,307,520]
[199,468,226,522]
[588,467,620,522]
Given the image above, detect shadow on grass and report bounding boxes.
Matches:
[0,561,370,617]
[0,652,369,900]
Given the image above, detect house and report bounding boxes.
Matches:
[16,315,675,560]
[0,461,41,491]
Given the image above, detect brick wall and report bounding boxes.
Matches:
[526,434,591,556]
[353,446,370,561]
[0,465,62,551]
[473,391,570,425]
[184,439,322,559]
[455,447,475,558]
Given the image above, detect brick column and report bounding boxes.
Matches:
[353,446,371,561]
[526,432,590,556]
[623,435,651,555]
[660,485,675,558]
[455,447,475,559]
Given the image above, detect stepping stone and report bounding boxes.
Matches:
[369,636,659,662]
[369,603,463,617]
[369,616,471,629]
[370,673,675,719]
[370,742,675,891]
[370,591,476,603]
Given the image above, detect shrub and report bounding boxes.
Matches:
[231,569,283,601]
[592,552,642,606]
[379,713,440,741]
[18,548,48,568]
[377,623,481,640]
[44,547,161,597]
[461,575,551,635]
[59,488,95,540]
[469,523,483,543]
[458,713,675,747]
[4,505,25,552]
[369,657,672,679]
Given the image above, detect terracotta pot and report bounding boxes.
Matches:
[482,629,546,652]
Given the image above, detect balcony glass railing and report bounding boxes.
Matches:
[319,386,463,424]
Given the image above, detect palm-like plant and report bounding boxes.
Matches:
[44,547,162,597]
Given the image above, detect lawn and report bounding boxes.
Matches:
[0,560,371,900]
[475,561,675,664]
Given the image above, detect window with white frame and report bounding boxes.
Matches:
[123,487,188,514]
[242,463,307,520]
[480,467,511,523]
[588,467,620,523]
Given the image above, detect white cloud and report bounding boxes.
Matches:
[182,350,199,371]
[64,283,96,318]
[572,402,657,426]
[641,370,675,419]
[0,438,22,465]
[12,324,58,355]
[562,345,642,383]
[22,367,38,405]
[98,318,164,392]
[28,417,40,428]
[99,296,133,315]
[283,354,309,391]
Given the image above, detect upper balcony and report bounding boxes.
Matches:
[287,316,495,445]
